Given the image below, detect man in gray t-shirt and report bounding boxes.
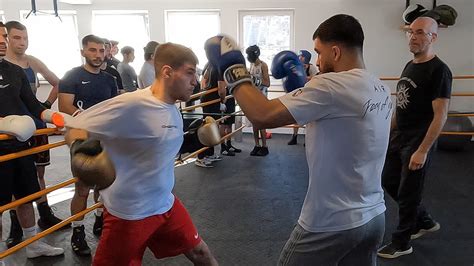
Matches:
[117,46,138,92]
[205,14,391,265]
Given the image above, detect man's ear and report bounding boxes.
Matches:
[161,65,173,79]
[332,45,341,62]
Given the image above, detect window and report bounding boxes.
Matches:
[239,10,294,75]
[20,10,81,79]
[92,11,149,72]
[165,10,220,70]
[0,11,4,23]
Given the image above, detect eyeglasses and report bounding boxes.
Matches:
[406,30,434,38]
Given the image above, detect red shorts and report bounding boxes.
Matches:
[93,197,201,266]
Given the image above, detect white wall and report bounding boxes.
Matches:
[2,0,473,115]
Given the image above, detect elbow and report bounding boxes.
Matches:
[249,113,272,129]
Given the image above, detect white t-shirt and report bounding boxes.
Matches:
[279,69,392,232]
[68,88,183,220]
[249,62,268,95]
[138,61,155,89]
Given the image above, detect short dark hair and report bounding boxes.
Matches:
[82,34,104,47]
[110,40,119,46]
[120,46,134,55]
[0,22,5,28]
[313,14,364,51]
[5,21,26,33]
[154,43,198,78]
[144,41,159,61]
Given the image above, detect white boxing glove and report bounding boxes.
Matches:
[0,115,36,142]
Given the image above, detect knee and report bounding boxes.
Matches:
[187,243,215,264]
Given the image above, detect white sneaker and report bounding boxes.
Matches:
[26,240,64,259]
[195,158,213,168]
[205,154,223,162]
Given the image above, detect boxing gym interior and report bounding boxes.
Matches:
[0,0,473,265]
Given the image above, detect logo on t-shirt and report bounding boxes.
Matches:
[0,84,10,89]
[162,125,178,129]
[396,77,416,110]
[81,81,91,85]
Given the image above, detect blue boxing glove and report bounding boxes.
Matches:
[271,51,306,92]
[204,35,253,94]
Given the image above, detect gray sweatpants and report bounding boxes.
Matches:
[278,213,385,266]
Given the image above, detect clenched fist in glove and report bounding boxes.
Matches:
[0,115,36,141]
[271,51,306,92]
[70,139,116,190]
[204,35,253,94]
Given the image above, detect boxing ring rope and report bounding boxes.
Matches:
[0,128,61,141]
[0,203,103,259]
[0,141,66,163]
[181,95,234,112]
[187,88,218,101]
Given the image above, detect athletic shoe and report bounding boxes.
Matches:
[93,214,103,236]
[6,210,23,248]
[377,242,413,259]
[287,135,297,145]
[195,158,213,168]
[256,146,269,156]
[26,240,64,258]
[206,154,223,162]
[71,225,91,256]
[37,204,69,230]
[250,146,261,156]
[411,221,441,239]
[227,145,242,153]
[221,149,235,156]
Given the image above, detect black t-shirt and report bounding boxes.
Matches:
[396,56,452,131]
[0,60,44,119]
[59,66,118,110]
[103,65,124,90]
[0,59,45,148]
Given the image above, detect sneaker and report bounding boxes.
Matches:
[37,204,70,230]
[221,149,235,156]
[411,221,440,240]
[256,146,269,156]
[227,145,242,153]
[26,240,64,258]
[6,210,23,248]
[71,225,91,256]
[195,158,213,168]
[377,242,413,259]
[250,146,261,156]
[287,135,297,145]
[206,154,223,162]
[93,214,103,237]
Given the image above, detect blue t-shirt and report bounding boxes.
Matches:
[59,66,118,109]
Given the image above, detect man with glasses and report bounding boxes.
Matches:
[377,16,452,259]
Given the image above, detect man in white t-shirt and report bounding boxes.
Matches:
[205,14,392,265]
[65,43,218,265]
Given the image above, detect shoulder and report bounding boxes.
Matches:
[433,57,452,73]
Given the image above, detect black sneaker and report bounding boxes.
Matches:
[37,203,70,230]
[221,149,235,156]
[250,146,261,156]
[411,221,440,240]
[377,242,413,259]
[93,214,103,237]
[256,146,269,156]
[6,210,23,248]
[227,145,242,153]
[71,225,91,256]
[287,135,297,145]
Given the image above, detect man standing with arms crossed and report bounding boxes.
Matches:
[59,34,118,256]
[377,16,452,259]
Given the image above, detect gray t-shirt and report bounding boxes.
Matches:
[138,61,155,89]
[117,62,138,92]
[279,69,392,232]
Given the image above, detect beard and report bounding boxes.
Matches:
[85,57,103,68]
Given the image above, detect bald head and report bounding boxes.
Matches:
[411,17,438,35]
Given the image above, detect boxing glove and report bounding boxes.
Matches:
[204,35,252,94]
[70,139,116,190]
[197,116,221,147]
[271,51,306,92]
[0,115,36,142]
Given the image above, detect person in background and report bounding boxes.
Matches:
[117,46,138,93]
[138,41,159,89]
